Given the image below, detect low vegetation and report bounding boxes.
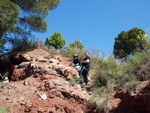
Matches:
[63,39,150,111]
[11,37,40,52]
[0,85,5,92]
[1,27,150,112]
[0,107,8,113]
[89,50,150,111]
[69,76,82,86]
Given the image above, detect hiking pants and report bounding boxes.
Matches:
[80,68,88,85]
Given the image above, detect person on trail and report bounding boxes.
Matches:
[80,52,90,85]
[71,54,81,71]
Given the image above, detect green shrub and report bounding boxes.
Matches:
[92,56,119,87]
[66,40,83,49]
[125,51,150,81]
[11,37,40,52]
[127,51,150,66]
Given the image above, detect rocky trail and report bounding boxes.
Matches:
[0,49,93,113]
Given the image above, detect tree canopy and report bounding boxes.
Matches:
[0,0,60,38]
[45,32,66,49]
[113,27,150,59]
[0,0,19,38]
[0,0,60,53]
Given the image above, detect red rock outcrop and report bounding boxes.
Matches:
[2,49,79,81]
[110,81,150,113]
[0,48,94,113]
[11,63,35,81]
[11,53,33,64]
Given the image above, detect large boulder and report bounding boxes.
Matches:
[55,65,79,80]
[11,63,34,81]
[35,57,48,62]
[11,53,33,64]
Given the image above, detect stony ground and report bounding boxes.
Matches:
[0,49,94,113]
[0,76,92,113]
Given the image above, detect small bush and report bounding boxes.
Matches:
[11,37,40,52]
[126,51,150,81]
[66,40,84,49]
[89,92,109,113]
[92,56,119,88]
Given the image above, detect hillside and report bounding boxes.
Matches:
[1,48,150,113]
[0,49,94,113]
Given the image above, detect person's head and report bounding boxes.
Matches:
[85,52,89,57]
[74,54,78,59]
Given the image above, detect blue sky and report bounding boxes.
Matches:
[34,0,150,53]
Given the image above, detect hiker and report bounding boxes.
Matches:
[71,54,81,72]
[80,52,90,85]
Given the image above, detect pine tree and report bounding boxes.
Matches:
[45,32,66,49]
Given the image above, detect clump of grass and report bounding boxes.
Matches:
[89,91,109,113]
[43,55,51,59]
[125,80,138,92]
[0,107,8,113]
[0,85,5,92]
[126,51,150,81]
[69,76,82,86]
